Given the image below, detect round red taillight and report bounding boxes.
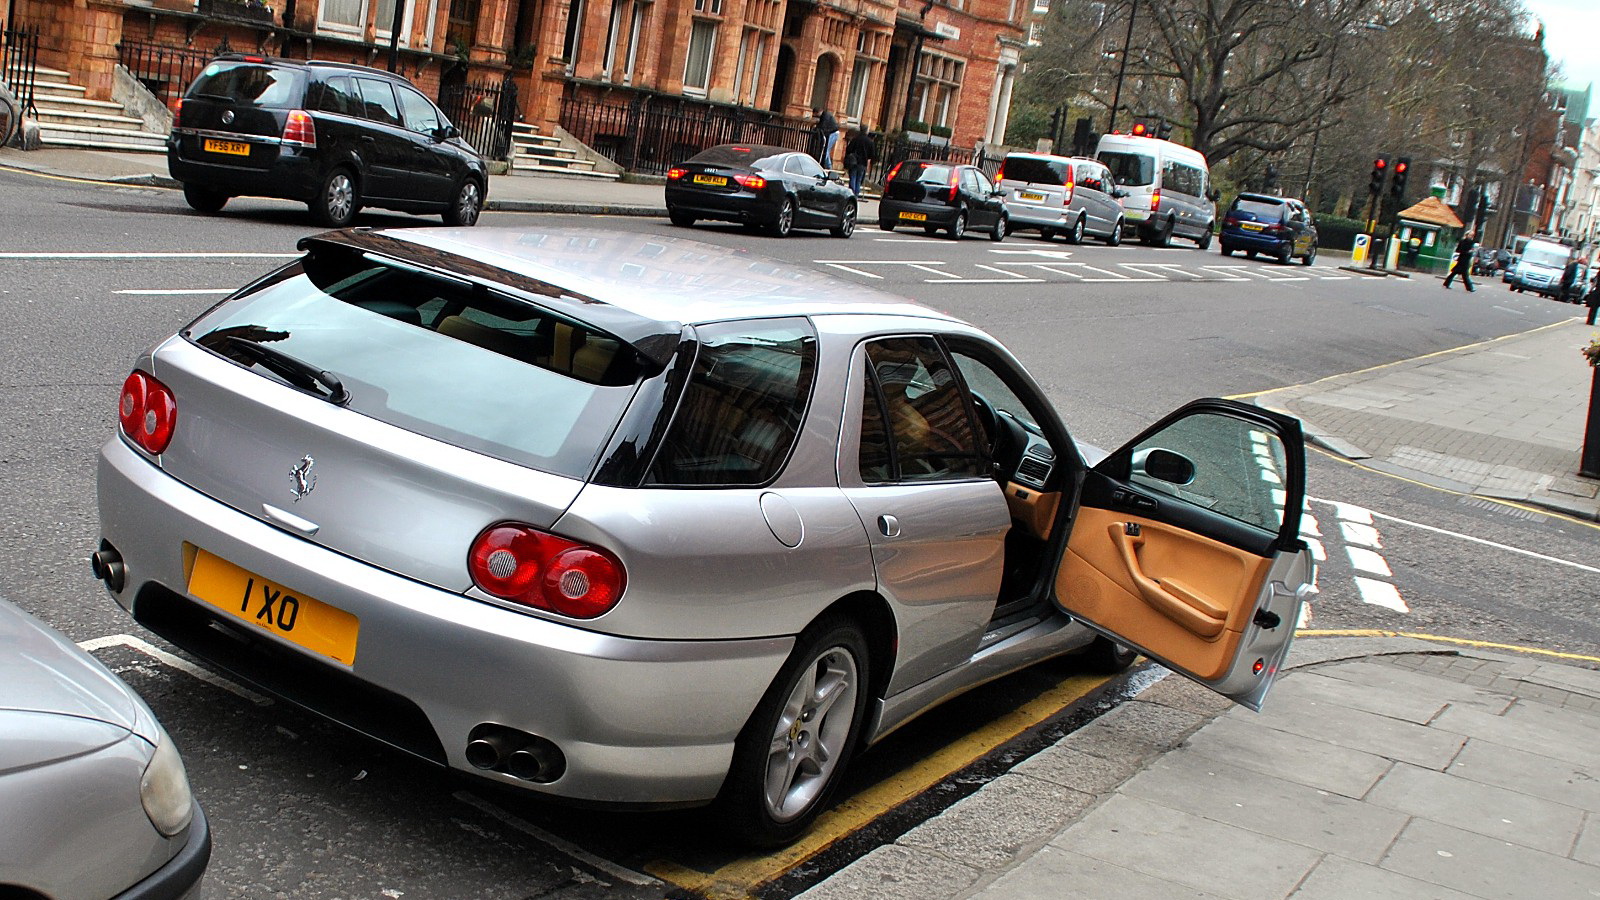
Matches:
[118,371,177,455]
[468,524,625,619]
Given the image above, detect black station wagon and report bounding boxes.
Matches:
[169,56,488,227]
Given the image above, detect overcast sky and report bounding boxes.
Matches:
[1522,0,1600,115]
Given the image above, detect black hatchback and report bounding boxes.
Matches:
[664,144,857,237]
[877,159,1008,240]
[169,56,488,227]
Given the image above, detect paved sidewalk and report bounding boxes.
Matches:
[803,637,1600,900]
[1251,320,1600,522]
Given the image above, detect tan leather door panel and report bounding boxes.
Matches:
[1057,506,1271,680]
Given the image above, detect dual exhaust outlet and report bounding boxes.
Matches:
[465,724,566,783]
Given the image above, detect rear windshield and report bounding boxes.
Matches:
[1001,156,1069,186]
[1232,198,1285,219]
[689,145,788,166]
[184,257,646,479]
[187,62,305,109]
[893,162,952,184]
[1098,151,1154,187]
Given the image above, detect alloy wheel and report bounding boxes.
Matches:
[761,644,861,822]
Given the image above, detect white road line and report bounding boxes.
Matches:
[1340,521,1383,548]
[1304,536,1327,561]
[1346,546,1393,576]
[927,277,1048,283]
[78,634,272,705]
[1122,263,1203,279]
[453,791,661,886]
[817,262,882,279]
[1197,266,1253,281]
[0,252,298,259]
[910,263,960,279]
[1354,504,1600,574]
[1354,577,1410,613]
[115,289,234,295]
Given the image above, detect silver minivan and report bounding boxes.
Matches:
[997,153,1125,244]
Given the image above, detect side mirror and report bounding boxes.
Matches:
[1113,188,1129,199]
[433,124,459,142]
[989,188,1005,198]
[1132,447,1196,486]
[1206,188,1221,202]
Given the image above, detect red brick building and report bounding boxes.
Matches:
[5,0,1026,168]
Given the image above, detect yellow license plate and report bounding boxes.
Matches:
[899,211,928,221]
[203,138,251,156]
[188,549,360,665]
[692,174,727,186]
[1020,191,1046,202]
[1241,222,1264,231]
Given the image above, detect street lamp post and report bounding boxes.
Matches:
[1107,0,1138,135]
[387,0,405,73]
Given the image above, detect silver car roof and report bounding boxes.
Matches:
[308,226,956,330]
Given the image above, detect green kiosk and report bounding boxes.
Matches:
[1395,193,1466,275]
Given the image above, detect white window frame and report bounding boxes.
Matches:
[601,0,626,79]
[623,0,648,84]
[683,19,718,96]
[845,58,871,119]
[318,0,413,43]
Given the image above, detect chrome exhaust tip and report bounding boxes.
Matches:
[90,546,125,593]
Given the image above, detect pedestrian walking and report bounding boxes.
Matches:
[1560,258,1582,301]
[843,127,876,197]
[1585,273,1600,326]
[1442,231,1477,292]
[812,108,839,168]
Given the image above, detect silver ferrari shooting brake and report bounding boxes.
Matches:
[94,227,1312,846]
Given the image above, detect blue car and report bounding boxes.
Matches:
[1219,193,1318,265]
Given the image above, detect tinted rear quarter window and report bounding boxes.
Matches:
[647,318,817,486]
[355,78,402,126]
[1234,198,1286,219]
[1098,151,1154,187]
[187,62,305,109]
[185,257,644,479]
[895,163,951,184]
[1002,157,1069,186]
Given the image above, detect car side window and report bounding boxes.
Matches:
[974,170,994,193]
[318,76,357,116]
[396,85,442,134]
[859,337,985,484]
[1127,412,1289,532]
[354,78,402,127]
[646,318,817,487]
[788,154,825,177]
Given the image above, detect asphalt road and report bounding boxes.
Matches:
[1,168,1596,899]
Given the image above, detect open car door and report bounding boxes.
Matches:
[1055,399,1312,710]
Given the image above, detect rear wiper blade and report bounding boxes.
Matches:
[201,330,350,405]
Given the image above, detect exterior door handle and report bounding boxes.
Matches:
[877,514,900,537]
[360,135,375,142]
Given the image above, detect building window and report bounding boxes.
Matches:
[319,0,408,36]
[684,20,718,95]
[624,0,648,84]
[846,58,871,119]
[693,0,723,12]
[602,0,626,79]
[915,54,964,127]
[562,0,587,66]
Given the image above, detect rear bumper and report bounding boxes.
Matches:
[1220,229,1291,254]
[96,437,792,806]
[168,142,321,202]
[664,185,774,224]
[1004,203,1074,231]
[879,200,956,228]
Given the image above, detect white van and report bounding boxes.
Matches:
[1095,132,1217,248]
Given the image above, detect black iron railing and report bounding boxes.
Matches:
[438,72,516,160]
[559,91,812,175]
[1,22,40,119]
[867,135,999,187]
[117,39,229,107]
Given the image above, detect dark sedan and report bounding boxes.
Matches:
[878,159,1008,240]
[665,144,857,237]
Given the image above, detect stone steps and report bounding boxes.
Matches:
[31,73,168,154]
[506,123,619,180]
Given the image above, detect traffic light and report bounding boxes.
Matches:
[1390,157,1411,200]
[1131,122,1148,137]
[1155,118,1172,140]
[1368,157,1388,195]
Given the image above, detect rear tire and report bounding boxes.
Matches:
[1105,219,1123,246]
[182,183,228,214]
[1040,227,1057,241]
[1195,228,1212,250]
[1277,244,1293,265]
[879,220,895,231]
[770,198,795,237]
[310,167,359,228]
[669,209,696,227]
[442,178,482,226]
[948,208,968,240]
[1302,245,1316,267]
[717,615,870,848]
[1155,218,1174,248]
[1066,215,1086,244]
[831,201,857,238]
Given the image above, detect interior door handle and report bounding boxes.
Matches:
[877,515,900,537]
[1109,523,1226,638]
